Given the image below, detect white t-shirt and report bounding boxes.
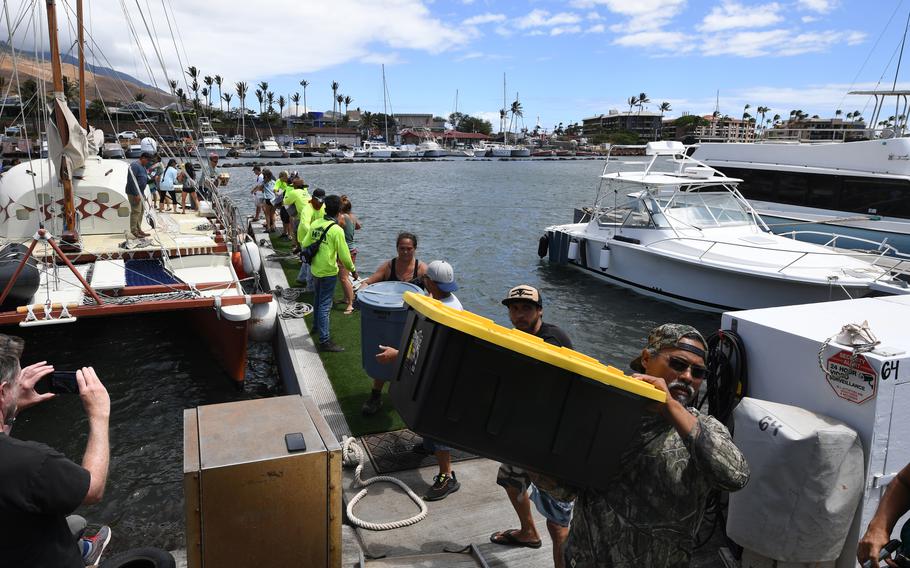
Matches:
[438,293,462,311]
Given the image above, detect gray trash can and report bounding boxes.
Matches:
[357,281,425,381]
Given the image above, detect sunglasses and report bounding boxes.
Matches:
[664,354,707,379]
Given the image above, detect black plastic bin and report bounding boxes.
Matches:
[389,293,665,491]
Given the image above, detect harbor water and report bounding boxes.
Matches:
[12,158,719,554]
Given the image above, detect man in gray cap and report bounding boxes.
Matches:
[539,323,750,568]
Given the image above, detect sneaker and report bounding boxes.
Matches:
[424,472,460,501]
[318,340,345,353]
[361,395,382,416]
[80,524,111,566]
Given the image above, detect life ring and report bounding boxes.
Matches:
[537,234,549,258]
[99,547,176,568]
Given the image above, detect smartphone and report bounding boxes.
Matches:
[285,432,306,453]
[36,371,79,394]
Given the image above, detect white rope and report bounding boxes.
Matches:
[817,321,881,379]
[341,436,428,531]
[272,286,312,318]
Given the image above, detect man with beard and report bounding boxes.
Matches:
[491,285,576,568]
[540,324,750,568]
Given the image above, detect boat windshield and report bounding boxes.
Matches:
[658,191,752,228]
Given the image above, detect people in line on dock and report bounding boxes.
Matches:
[180,162,200,212]
[158,158,182,212]
[360,232,428,416]
[296,188,326,289]
[491,284,575,568]
[146,154,163,211]
[202,153,220,196]
[536,323,750,568]
[260,169,277,233]
[301,194,355,353]
[125,152,151,238]
[284,177,309,246]
[0,334,113,567]
[858,462,910,565]
[375,261,463,500]
[275,171,293,240]
[250,166,263,222]
[337,195,362,315]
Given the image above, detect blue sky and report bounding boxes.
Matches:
[40,0,910,130]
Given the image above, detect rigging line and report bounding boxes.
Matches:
[893,10,910,123]
[837,0,906,111]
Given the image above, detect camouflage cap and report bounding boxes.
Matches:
[630,323,707,373]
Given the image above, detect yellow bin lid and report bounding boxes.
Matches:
[403,292,666,403]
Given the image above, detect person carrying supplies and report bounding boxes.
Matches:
[536,323,750,568]
[491,284,576,568]
[296,188,326,288]
[301,194,354,353]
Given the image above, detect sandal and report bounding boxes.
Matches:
[343,306,354,315]
[490,529,542,549]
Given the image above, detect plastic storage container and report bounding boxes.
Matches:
[390,292,665,490]
[357,281,425,381]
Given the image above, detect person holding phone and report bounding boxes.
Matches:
[0,334,112,567]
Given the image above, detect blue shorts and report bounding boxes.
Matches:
[422,437,451,452]
[530,483,574,528]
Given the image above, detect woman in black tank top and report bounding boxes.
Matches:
[362,232,428,289]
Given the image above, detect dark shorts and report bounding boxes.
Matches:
[496,463,574,527]
[279,206,290,223]
[158,189,168,198]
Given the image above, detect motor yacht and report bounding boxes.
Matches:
[542,141,910,312]
[257,138,287,158]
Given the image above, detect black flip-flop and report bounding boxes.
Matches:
[490,529,542,549]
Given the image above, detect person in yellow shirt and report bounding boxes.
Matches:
[284,177,309,243]
[296,188,326,288]
[301,194,354,352]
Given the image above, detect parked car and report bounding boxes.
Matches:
[117,131,138,140]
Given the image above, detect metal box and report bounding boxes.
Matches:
[183,395,341,567]
[722,295,910,568]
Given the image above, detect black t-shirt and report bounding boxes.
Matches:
[0,435,90,567]
[535,321,573,349]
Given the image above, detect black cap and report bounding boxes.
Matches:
[312,188,326,202]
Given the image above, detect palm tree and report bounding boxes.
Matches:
[336,94,344,123]
[360,110,374,138]
[627,96,638,114]
[200,87,209,108]
[278,95,286,118]
[186,66,200,106]
[134,92,146,102]
[852,110,862,122]
[637,92,650,115]
[330,81,339,126]
[772,113,781,125]
[509,99,524,137]
[756,106,769,138]
[203,76,214,107]
[214,75,223,111]
[255,89,264,115]
[835,108,842,119]
[235,81,248,114]
[291,93,301,117]
[266,91,275,115]
[168,79,178,95]
[299,79,310,117]
[223,92,232,110]
[343,95,353,115]
[175,87,187,105]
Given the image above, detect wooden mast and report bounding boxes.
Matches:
[77,0,86,129]
[45,0,79,245]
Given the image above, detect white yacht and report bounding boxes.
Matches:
[689,89,910,254]
[257,137,287,158]
[392,145,414,158]
[542,141,910,312]
[510,146,531,157]
[356,141,393,158]
[417,140,444,158]
[196,118,230,158]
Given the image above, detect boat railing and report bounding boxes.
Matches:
[641,235,910,281]
[777,230,910,259]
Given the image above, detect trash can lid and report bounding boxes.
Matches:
[357,281,425,309]
[403,292,666,403]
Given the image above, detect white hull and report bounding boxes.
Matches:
[370,150,393,158]
[511,147,531,157]
[490,148,512,157]
[547,226,875,312]
[200,146,230,158]
[238,150,259,158]
[419,150,445,158]
[392,149,413,158]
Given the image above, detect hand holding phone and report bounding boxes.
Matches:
[36,371,79,394]
[15,361,55,411]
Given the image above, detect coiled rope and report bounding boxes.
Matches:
[341,436,428,531]
[272,286,312,319]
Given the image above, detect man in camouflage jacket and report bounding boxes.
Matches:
[543,324,750,568]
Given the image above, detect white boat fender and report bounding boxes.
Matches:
[139,137,158,154]
[249,299,278,342]
[220,303,251,322]
[197,200,214,217]
[599,244,611,271]
[567,239,579,261]
[240,241,261,276]
[537,234,549,258]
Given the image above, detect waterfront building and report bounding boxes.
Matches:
[694,115,755,143]
[394,113,447,131]
[294,126,360,148]
[581,110,664,141]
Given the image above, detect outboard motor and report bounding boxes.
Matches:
[0,243,39,309]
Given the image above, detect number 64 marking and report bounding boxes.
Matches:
[759,416,782,436]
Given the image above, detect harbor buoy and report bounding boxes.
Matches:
[537,234,549,258]
[232,252,247,279]
[567,240,579,261]
[599,244,611,270]
[240,241,261,276]
[249,299,278,341]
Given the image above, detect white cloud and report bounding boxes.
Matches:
[463,13,506,26]
[514,9,582,30]
[698,2,783,32]
[573,0,687,32]
[453,51,510,62]
[586,24,606,33]
[28,0,470,90]
[797,0,836,13]
[551,25,584,36]
[801,15,818,23]
[613,30,695,52]
[587,11,603,20]
[701,28,865,57]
